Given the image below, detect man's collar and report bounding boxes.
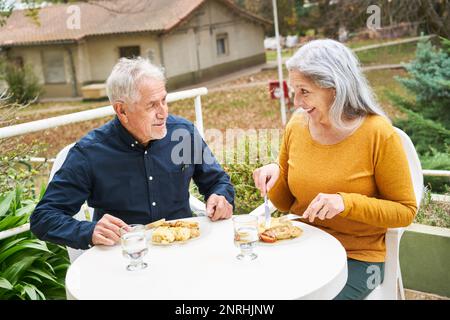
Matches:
[113,116,142,150]
[112,116,167,150]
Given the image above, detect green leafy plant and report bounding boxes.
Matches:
[0,186,70,300]
[390,38,450,193]
[415,187,450,228]
[191,131,285,216]
[394,40,450,127]
[0,60,43,105]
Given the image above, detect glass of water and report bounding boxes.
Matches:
[120,224,148,271]
[233,215,258,261]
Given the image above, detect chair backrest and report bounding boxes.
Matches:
[366,128,423,300]
[49,143,92,223]
[49,143,75,182]
[394,127,423,208]
[49,143,92,263]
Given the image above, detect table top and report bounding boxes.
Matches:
[65,216,347,300]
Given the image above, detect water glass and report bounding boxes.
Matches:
[120,224,148,271]
[233,215,258,261]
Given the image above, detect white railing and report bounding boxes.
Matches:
[0,87,207,140]
[0,87,207,241]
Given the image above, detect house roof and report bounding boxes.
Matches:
[0,0,272,47]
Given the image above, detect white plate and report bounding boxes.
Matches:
[257,220,304,246]
[145,217,211,246]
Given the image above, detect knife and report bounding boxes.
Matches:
[280,213,303,222]
[264,194,271,229]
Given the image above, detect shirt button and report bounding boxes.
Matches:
[149,176,153,181]
[152,202,156,206]
[144,151,148,155]
[131,143,135,147]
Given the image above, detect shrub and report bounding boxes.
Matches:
[0,61,43,105]
[190,132,285,215]
[390,38,450,193]
[0,186,69,300]
[394,40,450,128]
[420,150,450,194]
[415,187,450,228]
[390,97,450,155]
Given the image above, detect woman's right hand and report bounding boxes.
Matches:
[252,163,280,196]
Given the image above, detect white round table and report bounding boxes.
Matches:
[65,216,347,300]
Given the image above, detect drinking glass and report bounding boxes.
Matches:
[233,215,258,261]
[120,224,148,271]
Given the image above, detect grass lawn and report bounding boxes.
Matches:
[355,41,417,66]
[265,48,296,61]
[266,37,418,66]
[346,37,412,49]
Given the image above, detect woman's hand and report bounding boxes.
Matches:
[303,193,345,223]
[252,163,280,196]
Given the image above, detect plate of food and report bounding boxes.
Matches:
[145,218,204,245]
[257,217,303,245]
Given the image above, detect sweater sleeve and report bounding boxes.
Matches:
[268,128,295,212]
[338,132,418,228]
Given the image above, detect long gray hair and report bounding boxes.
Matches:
[286,39,388,129]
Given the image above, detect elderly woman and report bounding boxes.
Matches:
[253,39,417,300]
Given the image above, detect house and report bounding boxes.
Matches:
[0,0,271,99]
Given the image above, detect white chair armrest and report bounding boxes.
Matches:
[248,200,277,216]
[386,227,405,243]
[189,195,207,216]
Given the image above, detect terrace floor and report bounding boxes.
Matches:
[405,289,449,300]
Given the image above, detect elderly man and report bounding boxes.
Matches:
[31,57,234,249]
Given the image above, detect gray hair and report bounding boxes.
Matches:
[106,57,166,105]
[286,39,388,129]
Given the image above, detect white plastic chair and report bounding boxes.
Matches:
[248,127,423,300]
[364,127,423,300]
[49,143,207,263]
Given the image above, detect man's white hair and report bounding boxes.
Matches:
[286,39,388,129]
[106,57,166,104]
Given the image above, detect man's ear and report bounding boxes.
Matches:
[113,101,128,124]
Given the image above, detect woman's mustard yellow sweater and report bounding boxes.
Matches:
[268,114,417,262]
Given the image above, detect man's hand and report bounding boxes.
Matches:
[302,193,345,223]
[92,214,128,246]
[206,194,233,221]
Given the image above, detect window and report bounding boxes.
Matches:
[119,46,141,58]
[216,34,229,56]
[42,50,66,84]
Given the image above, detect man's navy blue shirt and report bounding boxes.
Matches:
[31,115,234,249]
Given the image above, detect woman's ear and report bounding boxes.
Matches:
[113,101,128,124]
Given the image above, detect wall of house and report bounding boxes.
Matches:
[5,0,266,98]
[85,33,161,83]
[162,0,266,89]
[8,44,81,98]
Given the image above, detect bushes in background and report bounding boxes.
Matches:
[0,186,69,300]
[391,38,450,193]
[0,59,43,105]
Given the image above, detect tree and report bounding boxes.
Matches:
[390,38,450,193]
